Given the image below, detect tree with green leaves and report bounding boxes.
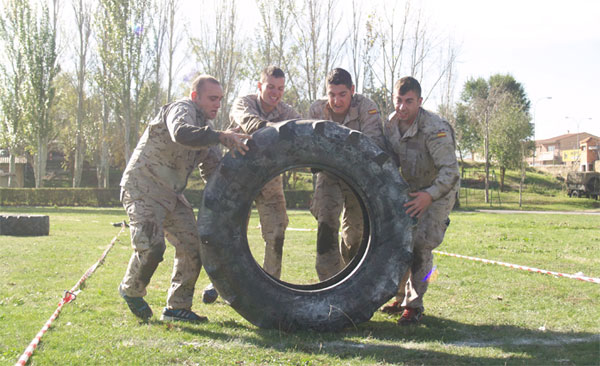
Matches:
[459,73,531,201]
[95,0,154,164]
[460,76,504,203]
[489,95,532,190]
[0,0,29,187]
[22,0,60,188]
[452,103,481,164]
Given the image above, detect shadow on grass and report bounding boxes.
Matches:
[167,316,599,365]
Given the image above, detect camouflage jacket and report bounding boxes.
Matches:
[229,94,301,134]
[309,94,384,148]
[120,98,221,211]
[383,108,460,201]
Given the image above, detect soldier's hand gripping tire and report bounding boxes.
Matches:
[198,120,414,332]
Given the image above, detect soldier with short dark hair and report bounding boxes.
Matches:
[380,76,459,325]
[201,66,300,305]
[309,68,384,281]
[230,66,300,277]
[118,75,250,322]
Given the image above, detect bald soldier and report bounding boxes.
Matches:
[118,75,250,322]
[380,76,459,325]
[309,68,384,281]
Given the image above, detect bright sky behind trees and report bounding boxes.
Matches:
[185,0,599,140]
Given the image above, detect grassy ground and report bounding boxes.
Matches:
[0,206,598,365]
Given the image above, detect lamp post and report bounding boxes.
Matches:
[532,96,552,166]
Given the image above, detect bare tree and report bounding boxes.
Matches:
[366,1,410,114]
[165,0,183,103]
[253,0,303,107]
[347,0,365,92]
[72,0,93,187]
[293,0,346,105]
[363,0,457,116]
[190,0,247,130]
[148,0,168,113]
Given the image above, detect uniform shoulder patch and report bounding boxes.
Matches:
[435,131,447,138]
[368,109,378,115]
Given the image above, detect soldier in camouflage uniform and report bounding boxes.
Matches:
[380,76,460,325]
[227,66,300,278]
[309,68,384,281]
[119,75,250,322]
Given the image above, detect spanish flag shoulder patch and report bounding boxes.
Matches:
[436,131,447,138]
[368,109,378,115]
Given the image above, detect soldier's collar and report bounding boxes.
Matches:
[403,109,422,138]
[325,96,358,123]
[257,94,279,118]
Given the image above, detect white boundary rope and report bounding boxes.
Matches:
[281,226,600,285]
[433,250,600,284]
[15,225,126,366]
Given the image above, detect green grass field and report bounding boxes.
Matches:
[0,206,599,365]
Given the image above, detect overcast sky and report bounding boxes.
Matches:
[183,0,600,140]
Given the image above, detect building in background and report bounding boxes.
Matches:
[531,132,599,171]
[580,136,600,172]
[0,155,27,187]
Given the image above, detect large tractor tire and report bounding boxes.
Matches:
[198,120,413,332]
[0,215,49,236]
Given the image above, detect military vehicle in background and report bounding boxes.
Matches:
[566,171,600,200]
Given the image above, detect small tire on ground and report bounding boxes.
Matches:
[199,120,413,332]
[0,215,49,236]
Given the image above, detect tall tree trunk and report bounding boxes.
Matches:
[484,115,490,203]
[73,133,84,187]
[8,153,17,187]
[500,166,506,192]
[97,99,110,188]
[73,87,84,187]
[519,162,525,208]
[34,134,48,188]
[123,95,131,163]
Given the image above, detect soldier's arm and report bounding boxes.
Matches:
[229,96,268,134]
[423,123,460,201]
[166,102,221,148]
[381,122,401,167]
[359,99,385,149]
[308,101,322,119]
[197,146,222,182]
[282,103,302,120]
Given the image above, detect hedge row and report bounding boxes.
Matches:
[0,188,313,209]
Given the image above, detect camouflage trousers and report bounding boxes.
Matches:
[310,172,364,281]
[255,175,288,279]
[120,189,202,310]
[396,187,457,310]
